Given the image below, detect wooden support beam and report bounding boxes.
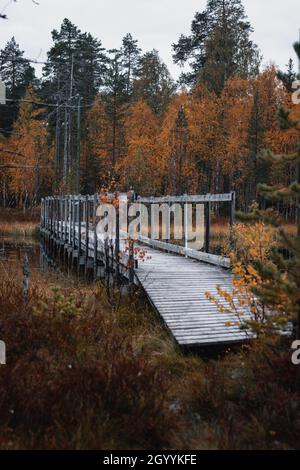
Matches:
[85,195,89,276]
[230,191,236,226]
[93,193,98,278]
[77,196,82,274]
[205,201,211,254]
[72,196,76,250]
[68,196,72,245]
[115,193,120,278]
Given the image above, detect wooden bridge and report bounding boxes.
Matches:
[40,192,251,347]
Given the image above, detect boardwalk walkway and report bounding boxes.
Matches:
[40,192,251,347]
[136,246,249,346]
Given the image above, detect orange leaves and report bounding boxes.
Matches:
[81,67,294,200]
[206,222,278,332]
[7,86,52,207]
[118,100,160,193]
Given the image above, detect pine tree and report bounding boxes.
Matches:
[103,49,127,172]
[121,33,141,99]
[42,19,108,189]
[172,0,260,93]
[0,37,36,133]
[43,19,107,104]
[0,37,35,96]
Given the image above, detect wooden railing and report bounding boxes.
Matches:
[40,192,235,270]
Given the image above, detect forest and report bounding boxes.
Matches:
[0,0,300,454]
[0,0,299,217]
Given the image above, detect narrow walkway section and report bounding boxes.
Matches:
[135,246,250,346]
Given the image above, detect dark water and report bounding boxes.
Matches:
[0,236,69,281]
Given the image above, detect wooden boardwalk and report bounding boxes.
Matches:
[135,247,249,346]
[40,192,251,348]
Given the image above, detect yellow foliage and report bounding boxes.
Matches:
[206,222,278,334]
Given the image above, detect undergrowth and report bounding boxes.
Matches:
[0,252,299,449]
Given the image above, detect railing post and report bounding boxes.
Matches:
[205,201,211,253]
[54,197,58,241]
[85,195,89,276]
[230,191,236,251]
[63,197,67,243]
[184,198,188,254]
[72,196,76,251]
[50,197,53,237]
[78,196,82,270]
[230,191,236,227]
[59,196,63,241]
[40,198,44,229]
[47,199,49,232]
[93,193,98,278]
[68,196,72,245]
[115,192,120,278]
[129,238,134,286]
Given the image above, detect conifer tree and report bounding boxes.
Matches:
[103,49,127,171]
[172,0,260,93]
[134,50,175,114]
[121,33,141,99]
[0,37,36,132]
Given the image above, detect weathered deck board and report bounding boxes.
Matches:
[135,246,250,346]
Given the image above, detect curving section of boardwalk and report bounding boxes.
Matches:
[135,246,250,346]
[40,192,251,348]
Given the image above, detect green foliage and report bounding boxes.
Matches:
[134,50,176,114]
[43,18,107,104]
[172,0,261,92]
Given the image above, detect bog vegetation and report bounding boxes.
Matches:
[0,259,299,450]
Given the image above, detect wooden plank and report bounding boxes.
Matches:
[138,236,230,268]
[138,193,233,204]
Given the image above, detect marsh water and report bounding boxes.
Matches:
[0,235,71,284]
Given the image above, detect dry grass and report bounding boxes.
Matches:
[0,211,299,450]
[0,262,299,450]
[0,209,39,238]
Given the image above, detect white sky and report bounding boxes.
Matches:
[0,0,299,79]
